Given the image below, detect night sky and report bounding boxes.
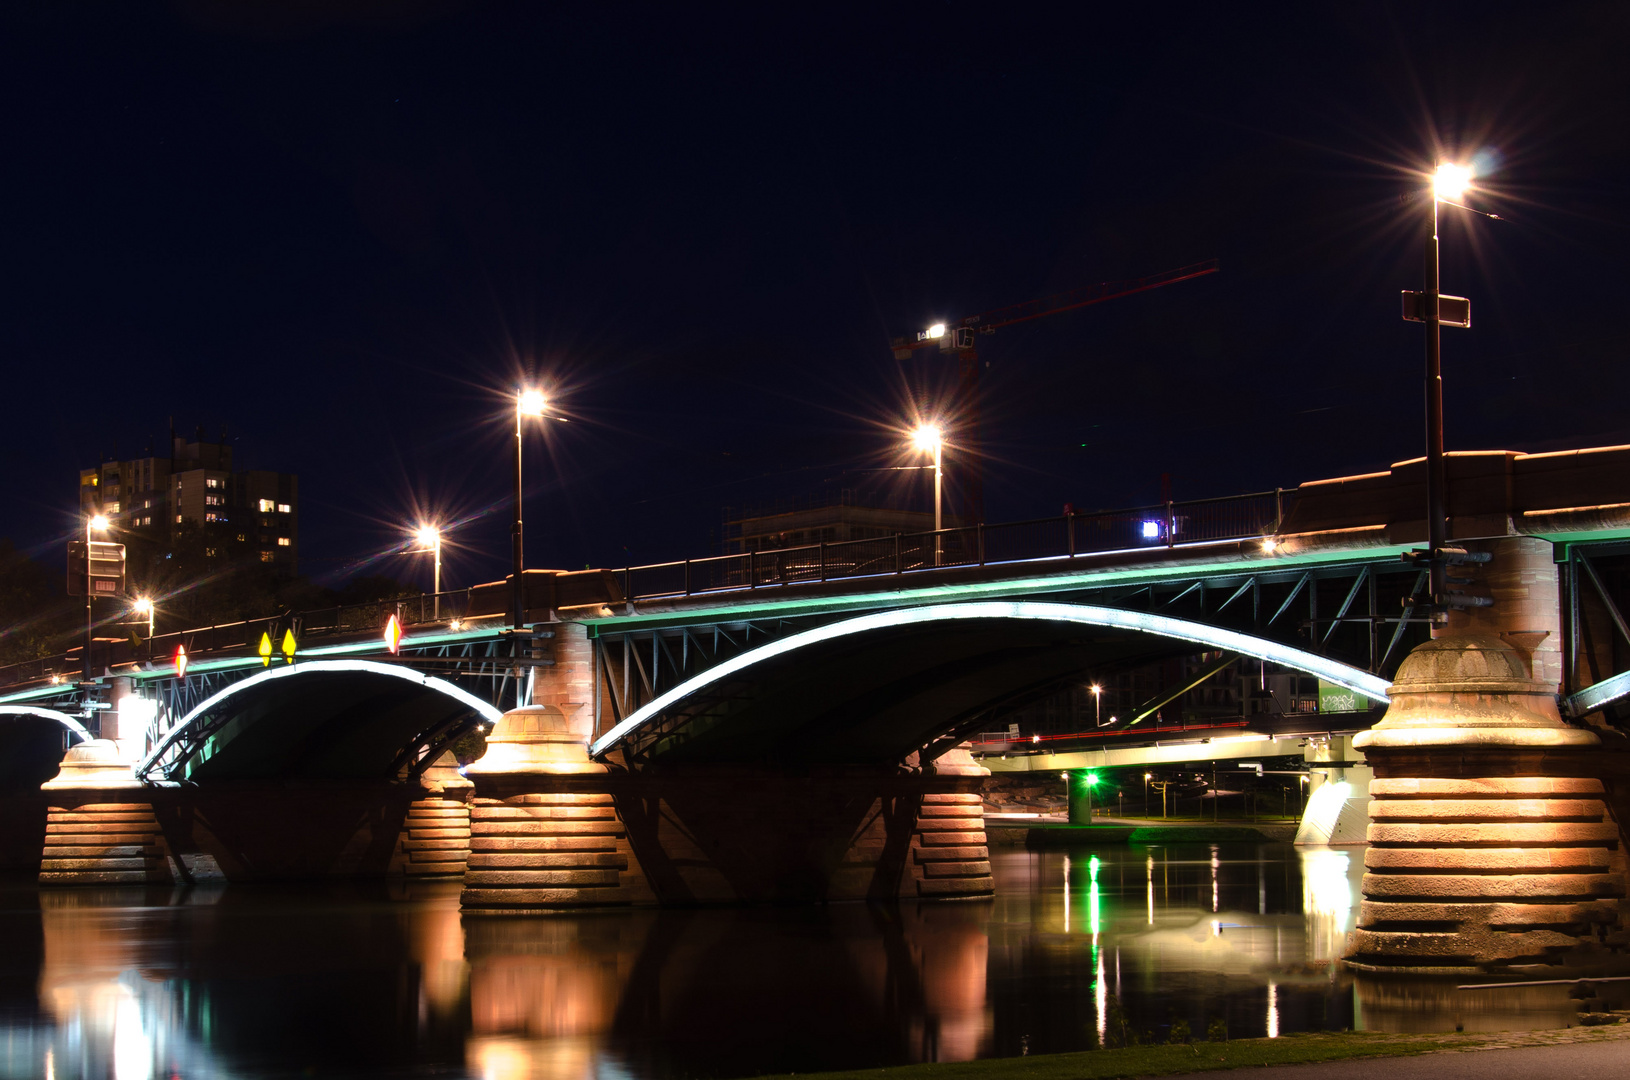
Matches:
[4,3,1628,594]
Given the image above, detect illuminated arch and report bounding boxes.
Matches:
[136,658,504,779]
[590,600,1391,757]
[0,706,92,743]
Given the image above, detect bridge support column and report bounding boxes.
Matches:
[460,703,650,913]
[1348,537,1630,975]
[38,740,173,886]
[395,753,474,879]
[908,748,994,900]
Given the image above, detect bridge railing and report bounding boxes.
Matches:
[0,491,1287,688]
[620,489,1290,602]
[0,588,474,689]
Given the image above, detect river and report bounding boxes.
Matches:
[0,841,1581,1079]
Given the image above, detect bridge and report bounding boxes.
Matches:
[8,443,1630,965]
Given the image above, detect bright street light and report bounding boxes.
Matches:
[910,424,945,566]
[924,323,946,339]
[513,387,550,634]
[1418,159,1484,614]
[1432,162,1473,202]
[409,525,444,619]
[132,596,155,654]
[89,514,109,531]
[518,388,548,417]
[1090,683,1103,726]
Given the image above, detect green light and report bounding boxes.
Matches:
[1085,772,1099,786]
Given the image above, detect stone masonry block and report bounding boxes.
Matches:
[1366,821,1619,845]
[1366,847,1613,872]
[1370,777,1603,798]
[1368,798,1604,822]
[1361,872,1621,899]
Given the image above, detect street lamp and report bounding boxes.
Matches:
[81,514,109,684]
[409,525,443,619]
[1420,160,1480,612]
[911,423,944,566]
[1090,683,1103,726]
[132,597,155,659]
[513,388,549,630]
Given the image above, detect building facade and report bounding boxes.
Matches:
[79,432,299,572]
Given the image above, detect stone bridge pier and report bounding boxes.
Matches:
[460,624,994,914]
[1348,537,1630,977]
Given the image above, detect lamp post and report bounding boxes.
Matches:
[82,514,108,684]
[513,388,548,630]
[911,424,944,566]
[1091,683,1103,726]
[1144,771,1152,816]
[132,597,154,661]
[410,525,443,619]
[1423,161,1474,610]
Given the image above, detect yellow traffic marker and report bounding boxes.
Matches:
[258,631,273,667]
[281,628,297,663]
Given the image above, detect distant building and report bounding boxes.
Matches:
[722,490,939,554]
[79,430,299,572]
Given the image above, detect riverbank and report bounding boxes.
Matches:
[746,1023,1630,1080]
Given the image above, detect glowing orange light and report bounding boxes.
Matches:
[175,645,188,679]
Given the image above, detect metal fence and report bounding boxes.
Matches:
[1,489,1288,689]
[0,588,473,689]
[620,490,1289,602]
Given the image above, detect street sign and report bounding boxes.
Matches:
[1401,290,1471,328]
[66,541,126,597]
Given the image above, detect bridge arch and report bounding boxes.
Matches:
[0,706,93,743]
[137,659,504,782]
[590,600,1391,761]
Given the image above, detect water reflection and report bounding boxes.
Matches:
[0,842,1588,1080]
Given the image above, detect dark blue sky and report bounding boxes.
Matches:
[4,2,1628,592]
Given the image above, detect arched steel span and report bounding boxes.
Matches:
[136,659,505,782]
[0,706,92,743]
[589,600,1393,758]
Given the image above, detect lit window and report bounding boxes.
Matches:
[237,533,246,542]
[205,547,217,557]
[259,551,274,563]
[258,499,275,512]
[205,495,223,506]
[207,478,221,489]
[277,503,291,514]
[108,502,120,514]
[143,516,151,526]
[205,512,220,522]
[175,514,183,524]
[277,537,291,547]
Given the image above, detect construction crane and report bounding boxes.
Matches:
[891,258,1220,524]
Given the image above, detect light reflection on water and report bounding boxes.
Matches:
[0,842,1583,1080]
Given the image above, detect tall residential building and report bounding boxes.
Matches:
[79,431,300,572]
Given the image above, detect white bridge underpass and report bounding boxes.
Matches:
[982,733,1373,846]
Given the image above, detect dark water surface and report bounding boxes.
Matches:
[0,843,1562,1079]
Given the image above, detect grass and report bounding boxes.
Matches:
[741,1027,1630,1080]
